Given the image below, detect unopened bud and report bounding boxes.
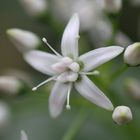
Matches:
[103,0,122,13]
[0,76,21,95]
[21,130,28,140]
[124,43,140,66]
[7,28,40,53]
[125,78,140,100]
[0,101,10,132]
[20,0,48,17]
[112,106,132,125]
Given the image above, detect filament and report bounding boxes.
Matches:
[32,76,55,91]
[42,38,61,57]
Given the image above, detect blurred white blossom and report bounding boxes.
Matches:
[0,101,10,132]
[24,13,124,118]
[20,0,48,17]
[52,0,104,31]
[51,0,117,47]
[99,0,122,13]
[115,32,132,47]
[130,0,140,6]
[7,28,40,53]
[124,42,140,66]
[21,130,28,140]
[125,78,140,100]
[89,17,112,47]
[112,106,132,125]
[0,76,21,95]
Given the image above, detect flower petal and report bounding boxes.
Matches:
[21,130,28,140]
[79,46,124,72]
[61,13,80,59]
[24,50,61,75]
[49,82,70,118]
[75,75,114,110]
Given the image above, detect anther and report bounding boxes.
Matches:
[66,84,72,110]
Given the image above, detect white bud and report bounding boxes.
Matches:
[69,62,80,72]
[112,106,132,125]
[7,28,40,53]
[21,130,28,140]
[20,0,48,17]
[0,76,21,95]
[124,43,140,66]
[125,78,140,100]
[0,101,10,132]
[103,0,122,13]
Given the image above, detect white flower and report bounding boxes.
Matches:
[124,42,140,66]
[20,0,48,17]
[24,13,124,118]
[21,130,28,140]
[7,28,40,53]
[0,76,21,95]
[112,106,132,125]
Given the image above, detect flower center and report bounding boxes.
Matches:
[51,57,80,83]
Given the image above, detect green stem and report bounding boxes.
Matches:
[111,64,128,82]
[62,110,88,140]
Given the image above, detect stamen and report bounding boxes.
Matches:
[66,84,72,110]
[42,38,61,57]
[80,70,100,76]
[32,76,55,91]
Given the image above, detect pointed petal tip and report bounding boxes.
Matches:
[6,28,21,36]
[105,103,114,111]
[6,29,14,36]
[112,45,124,52]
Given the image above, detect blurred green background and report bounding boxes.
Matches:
[0,0,140,140]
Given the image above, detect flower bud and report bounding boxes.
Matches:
[7,28,40,53]
[112,106,132,125]
[103,0,122,13]
[115,32,132,47]
[0,101,10,132]
[0,76,21,95]
[21,130,28,140]
[124,43,140,66]
[20,0,48,17]
[125,78,140,100]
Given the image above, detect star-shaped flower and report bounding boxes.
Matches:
[24,13,124,118]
